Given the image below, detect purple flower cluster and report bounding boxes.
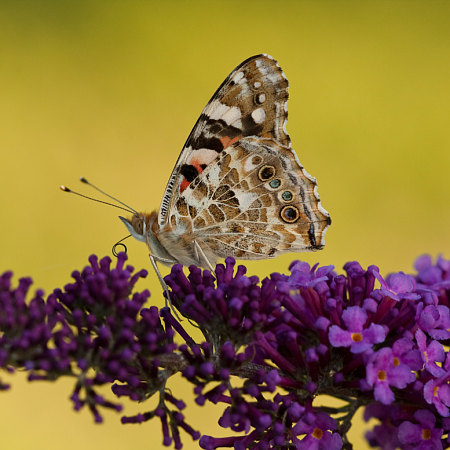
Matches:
[0,254,197,446]
[165,254,450,449]
[0,252,449,449]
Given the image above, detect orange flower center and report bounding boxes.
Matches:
[377,370,387,381]
[393,357,400,366]
[312,428,323,440]
[422,428,432,440]
[351,332,362,342]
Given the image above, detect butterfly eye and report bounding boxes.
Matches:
[280,205,300,223]
[258,165,276,181]
[281,190,293,202]
[135,221,143,234]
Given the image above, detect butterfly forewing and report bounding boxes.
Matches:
[158,54,290,227]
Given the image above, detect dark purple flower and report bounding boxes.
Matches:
[1,252,450,449]
[398,409,443,449]
[392,337,422,371]
[364,403,404,449]
[292,410,343,449]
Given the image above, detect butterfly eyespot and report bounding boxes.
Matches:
[252,155,263,165]
[258,165,276,181]
[281,190,293,202]
[280,205,300,223]
[253,81,262,89]
[254,93,266,105]
[269,179,281,189]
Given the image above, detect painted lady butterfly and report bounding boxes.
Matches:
[119,54,331,276]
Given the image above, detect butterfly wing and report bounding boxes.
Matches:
[171,136,331,262]
[158,54,290,227]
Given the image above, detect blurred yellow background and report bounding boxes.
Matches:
[0,1,449,449]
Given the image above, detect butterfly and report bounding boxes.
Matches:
[119,54,331,277]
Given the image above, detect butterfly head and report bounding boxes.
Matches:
[119,211,158,243]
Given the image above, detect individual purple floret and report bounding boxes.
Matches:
[365,347,416,404]
[1,253,450,449]
[328,305,386,353]
[398,409,443,449]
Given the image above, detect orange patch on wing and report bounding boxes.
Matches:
[220,135,242,148]
[190,160,204,173]
[180,160,205,194]
[180,178,190,193]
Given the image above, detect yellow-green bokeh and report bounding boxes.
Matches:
[1,1,449,449]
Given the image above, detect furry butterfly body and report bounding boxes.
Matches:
[121,54,331,270]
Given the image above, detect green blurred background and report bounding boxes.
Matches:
[0,1,449,449]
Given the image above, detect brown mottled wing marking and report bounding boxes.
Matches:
[172,136,331,261]
[158,54,290,226]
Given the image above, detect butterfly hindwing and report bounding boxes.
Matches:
[169,137,330,262]
[158,54,290,226]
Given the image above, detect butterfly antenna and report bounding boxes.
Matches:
[60,185,135,215]
[79,177,139,215]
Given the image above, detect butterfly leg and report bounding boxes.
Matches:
[148,254,171,307]
[148,254,183,321]
[193,240,215,273]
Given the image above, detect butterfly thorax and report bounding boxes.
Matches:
[121,211,201,266]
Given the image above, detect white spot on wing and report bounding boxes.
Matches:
[251,108,266,124]
[258,93,266,103]
[208,101,229,120]
[188,148,218,165]
[208,100,242,127]
[244,156,258,172]
[221,106,242,127]
[267,73,281,84]
[253,81,262,88]
[233,71,244,83]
